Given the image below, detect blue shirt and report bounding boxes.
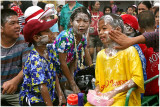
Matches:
[60,1,83,30]
[19,45,59,105]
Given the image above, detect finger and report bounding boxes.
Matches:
[113,46,125,50]
[114,30,123,35]
[6,86,13,94]
[2,85,9,94]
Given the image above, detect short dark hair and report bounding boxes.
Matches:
[1,9,17,26]
[90,1,100,10]
[154,7,159,16]
[138,10,155,29]
[70,7,91,23]
[103,6,112,14]
[58,5,63,9]
[138,1,152,10]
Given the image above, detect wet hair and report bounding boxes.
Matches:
[90,1,99,10]
[138,10,155,29]
[103,6,112,14]
[138,1,152,10]
[1,9,17,26]
[99,13,124,33]
[154,8,159,16]
[70,7,91,23]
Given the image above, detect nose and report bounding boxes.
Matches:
[79,21,85,27]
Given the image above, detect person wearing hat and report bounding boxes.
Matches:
[44,4,59,38]
[19,18,66,106]
[152,2,159,14]
[1,9,32,106]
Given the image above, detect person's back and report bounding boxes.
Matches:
[137,10,159,95]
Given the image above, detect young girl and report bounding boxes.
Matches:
[19,19,65,106]
[51,7,92,94]
[85,14,144,106]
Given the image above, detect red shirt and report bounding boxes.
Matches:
[90,11,103,36]
[139,44,159,95]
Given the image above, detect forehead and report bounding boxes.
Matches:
[74,13,89,19]
[6,15,19,22]
[138,3,148,9]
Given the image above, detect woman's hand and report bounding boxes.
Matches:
[70,81,80,94]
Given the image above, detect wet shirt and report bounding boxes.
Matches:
[60,2,83,30]
[19,46,58,105]
[95,46,144,106]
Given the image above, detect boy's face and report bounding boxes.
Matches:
[124,24,134,36]
[98,19,112,44]
[71,13,90,36]
[105,8,111,14]
[35,29,54,45]
[1,15,20,39]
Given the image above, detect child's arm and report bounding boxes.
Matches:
[85,47,92,66]
[103,79,137,100]
[40,83,53,106]
[55,74,66,106]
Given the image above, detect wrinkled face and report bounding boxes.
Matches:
[93,1,100,11]
[127,7,133,15]
[155,11,159,28]
[71,13,90,36]
[138,3,149,14]
[124,24,134,36]
[1,15,20,39]
[98,19,112,44]
[105,8,111,14]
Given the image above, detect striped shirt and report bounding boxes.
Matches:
[143,30,159,52]
[1,35,32,93]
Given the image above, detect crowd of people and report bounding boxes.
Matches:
[1,0,159,106]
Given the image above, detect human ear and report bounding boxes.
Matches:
[115,26,122,32]
[1,26,4,33]
[33,35,40,42]
[70,21,73,26]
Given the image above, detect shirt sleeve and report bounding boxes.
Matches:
[55,33,71,53]
[143,31,159,52]
[128,47,145,93]
[30,56,47,86]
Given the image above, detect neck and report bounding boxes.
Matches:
[92,9,98,12]
[145,28,155,32]
[34,45,48,59]
[1,34,17,48]
[69,2,76,8]
[104,41,119,57]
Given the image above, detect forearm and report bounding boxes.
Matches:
[55,74,64,99]
[132,35,146,44]
[40,83,53,106]
[12,69,23,85]
[60,62,74,84]
[113,79,137,95]
[85,48,92,66]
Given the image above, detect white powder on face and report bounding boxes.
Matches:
[5,16,13,23]
[37,35,49,46]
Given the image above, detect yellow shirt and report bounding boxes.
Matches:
[85,46,144,106]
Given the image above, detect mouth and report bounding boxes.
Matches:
[79,29,85,32]
[15,30,20,35]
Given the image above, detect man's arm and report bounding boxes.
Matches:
[2,69,23,94]
[109,30,146,49]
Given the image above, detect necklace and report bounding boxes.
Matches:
[91,11,99,21]
[74,34,84,69]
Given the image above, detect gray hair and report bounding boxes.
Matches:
[99,13,124,33]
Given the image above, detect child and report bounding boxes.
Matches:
[51,7,92,94]
[19,18,65,106]
[85,14,144,106]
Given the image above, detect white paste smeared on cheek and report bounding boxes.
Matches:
[37,35,49,46]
